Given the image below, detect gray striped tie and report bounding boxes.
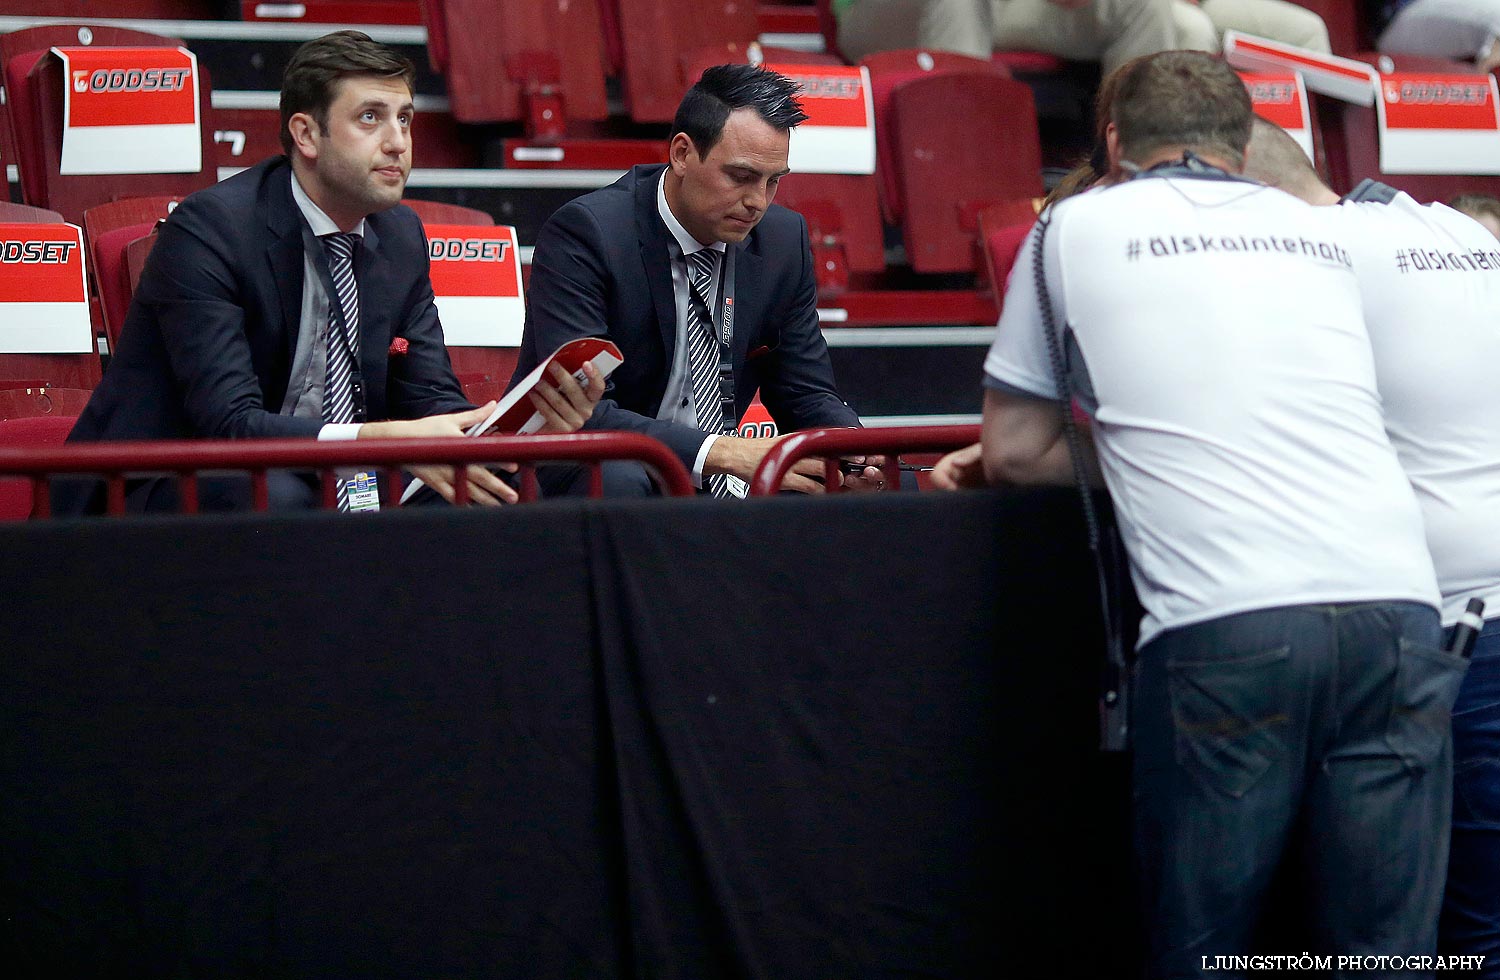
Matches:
[685,247,730,498]
[322,232,362,511]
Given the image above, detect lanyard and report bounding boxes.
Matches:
[692,246,737,435]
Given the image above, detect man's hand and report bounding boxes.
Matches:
[706,437,892,494]
[930,442,987,490]
[705,435,827,493]
[833,455,889,493]
[358,403,519,506]
[530,361,604,434]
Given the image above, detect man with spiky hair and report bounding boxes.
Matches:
[516,65,876,496]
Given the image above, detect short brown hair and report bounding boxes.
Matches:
[1448,193,1500,223]
[279,30,415,156]
[1111,51,1253,170]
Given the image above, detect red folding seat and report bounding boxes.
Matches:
[82,196,184,349]
[0,414,77,520]
[2,24,216,223]
[400,198,519,402]
[864,50,1043,275]
[614,0,762,122]
[421,0,608,131]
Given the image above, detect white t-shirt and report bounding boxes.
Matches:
[1336,192,1500,624]
[985,174,1439,646]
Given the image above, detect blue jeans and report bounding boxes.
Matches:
[1133,601,1464,979]
[1440,618,1500,977]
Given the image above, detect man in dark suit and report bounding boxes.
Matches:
[516,64,879,496]
[64,31,598,513]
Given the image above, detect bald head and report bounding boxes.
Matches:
[1243,117,1337,205]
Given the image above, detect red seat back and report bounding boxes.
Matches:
[0,414,77,520]
[91,221,156,350]
[889,71,1043,273]
[616,0,761,122]
[421,0,608,126]
[400,198,495,226]
[861,49,1012,224]
[0,202,65,223]
[9,47,216,223]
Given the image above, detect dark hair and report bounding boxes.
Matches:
[1042,54,1151,208]
[1111,51,1252,170]
[1448,193,1500,223]
[672,64,808,157]
[279,30,415,156]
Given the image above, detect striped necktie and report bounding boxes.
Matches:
[685,247,730,498]
[322,232,362,511]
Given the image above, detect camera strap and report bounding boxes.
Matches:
[1029,209,1131,752]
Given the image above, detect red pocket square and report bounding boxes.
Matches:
[747,345,772,361]
[388,337,409,357]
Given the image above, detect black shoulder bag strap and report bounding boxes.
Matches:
[1029,209,1131,752]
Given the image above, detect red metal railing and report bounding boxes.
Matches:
[0,432,693,517]
[749,424,981,497]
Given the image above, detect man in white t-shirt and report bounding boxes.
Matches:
[982,51,1460,974]
[1244,118,1500,974]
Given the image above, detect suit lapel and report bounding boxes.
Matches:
[634,166,679,359]
[728,242,760,367]
[262,169,305,368]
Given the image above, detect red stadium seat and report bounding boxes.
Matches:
[399,198,519,402]
[0,201,65,223]
[420,0,608,130]
[1,24,191,213]
[82,196,183,347]
[978,199,1040,303]
[1315,92,1500,201]
[881,62,1044,273]
[0,414,76,520]
[90,221,156,351]
[615,0,762,122]
[4,31,216,223]
[771,173,886,292]
[400,198,495,226]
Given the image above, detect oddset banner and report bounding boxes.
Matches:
[765,64,876,175]
[1239,71,1314,161]
[0,223,91,354]
[53,45,201,176]
[1376,72,1500,175]
[1224,31,1377,105]
[422,223,524,347]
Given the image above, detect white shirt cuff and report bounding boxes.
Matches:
[318,423,363,441]
[692,433,720,489]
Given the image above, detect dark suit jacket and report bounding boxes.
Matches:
[513,164,858,470]
[70,156,469,446]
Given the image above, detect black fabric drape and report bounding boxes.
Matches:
[0,490,1130,978]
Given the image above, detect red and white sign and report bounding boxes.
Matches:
[53,46,201,176]
[1376,72,1500,174]
[1224,31,1377,106]
[765,64,876,175]
[737,396,777,439]
[422,223,524,346]
[0,223,91,354]
[1239,71,1314,161]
